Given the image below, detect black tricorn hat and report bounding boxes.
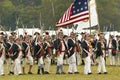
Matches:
[80,32,85,35]
[63,35,68,38]
[0,32,4,35]
[116,35,120,37]
[11,32,16,36]
[34,32,40,35]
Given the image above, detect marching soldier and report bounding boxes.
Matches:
[67,32,79,74]
[51,35,57,64]
[31,32,40,62]
[43,32,51,74]
[21,36,33,74]
[92,35,98,65]
[53,31,66,74]
[63,35,69,65]
[0,34,5,76]
[96,36,107,74]
[29,35,34,57]
[11,38,22,75]
[80,32,85,65]
[34,35,44,74]
[81,34,92,75]
[3,36,14,75]
[116,35,120,66]
[108,35,115,65]
[108,35,117,65]
[75,35,81,66]
[108,35,113,65]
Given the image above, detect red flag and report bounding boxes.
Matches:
[56,0,89,27]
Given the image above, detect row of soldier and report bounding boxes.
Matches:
[0,30,120,76]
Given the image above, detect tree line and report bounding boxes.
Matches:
[0,0,120,31]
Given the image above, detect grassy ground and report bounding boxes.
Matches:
[0,58,120,80]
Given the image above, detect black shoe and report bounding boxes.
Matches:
[88,73,92,75]
[28,72,33,74]
[104,72,108,74]
[74,72,79,74]
[81,63,85,65]
[56,72,60,74]
[37,69,40,74]
[98,72,101,74]
[81,60,85,65]
[10,71,14,75]
[44,71,49,74]
[18,73,23,75]
[41,68,44,74]
[61,72,66,74]
[46,72,49,74]
[68,72,73,74]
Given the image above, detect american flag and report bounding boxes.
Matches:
[56,0,89,27]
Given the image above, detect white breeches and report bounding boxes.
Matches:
[57,52,64,66]
[22,56,34,67]
[14,58,22,75]
[76,53,80,65]
[14,51,22,75]
[97,56,107,73]
[6,58,14,73]
[115,51,120,66]
[0,58,4,75]
[44,57,51,72]
[108,50,115,65]
[84,56,91,74]
[68,53,77,73]
[38,56,44,67]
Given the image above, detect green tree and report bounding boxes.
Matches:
[0,0,119,31]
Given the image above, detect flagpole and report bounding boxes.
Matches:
[113,24,115,36]
[9,27,11,34]
[32,25,34,37]
[21,21,25,36]
[88,0,92,34]
[110,24,112,35]
[52,1,56,31]
[51,1,55,17]
[39,12,42,28]
[40,25,42,36]
[16,17,19,37]
[94,0,101,33]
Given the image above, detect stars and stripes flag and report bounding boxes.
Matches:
[56,0,89,27]
[74,0,98,30]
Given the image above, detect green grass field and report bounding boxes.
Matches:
[0,58,120,80]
